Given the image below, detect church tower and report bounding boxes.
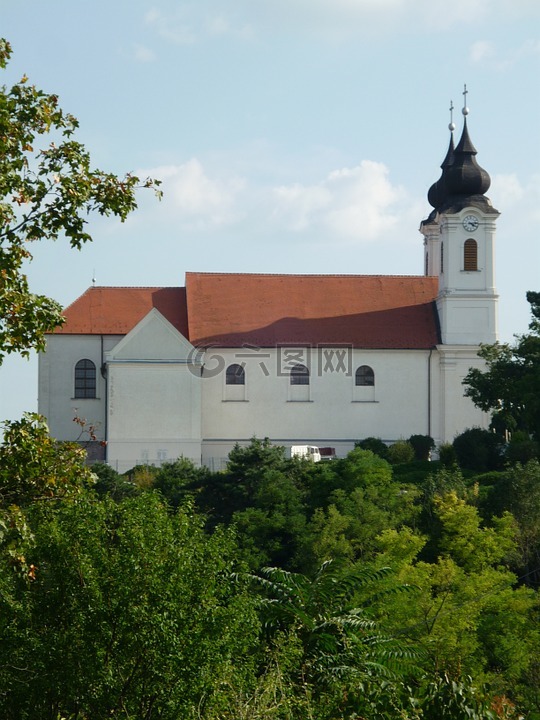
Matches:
[421,89,499,345]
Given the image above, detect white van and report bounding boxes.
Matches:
[291,445,322,462]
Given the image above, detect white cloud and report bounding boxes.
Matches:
[470,40,494,63]
[142,159,245,229]
[492,173,540,222]
[470,37,540,70]
[141,0,540,44]
[133,44,156,63]
[272,160,408,242]
[144,7,196,45]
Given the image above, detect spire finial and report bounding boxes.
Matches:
[92,269,96,287]
[462,83,469,116]
[449,100,455,131]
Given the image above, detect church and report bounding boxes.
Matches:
[38,105,498,473]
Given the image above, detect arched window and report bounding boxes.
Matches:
[464,239,478,271]
[225,363,245,385]
[290,364,309,385]
[440,242,444,273]
[355,365,374,387]
[74,359,96,398]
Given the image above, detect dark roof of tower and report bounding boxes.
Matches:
[427,133,455,210]
[426,116,498,218]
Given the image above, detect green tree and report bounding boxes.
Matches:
[245,561,419,718]
[375,496,539,715]
[232,468,307,570]
[408,434,436,461]
[452,428,504,473]
[0,413,95,509]
[0,493,259,719]
[0,38,160,362]
[464,291,540,441]
[198,438,287,525]
[153,456,210,510]
[387,440,415,465]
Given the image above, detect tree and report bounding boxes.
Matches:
[408,434,436,461]
[245,561,420,718]
[464,292,540,441]
[0,38,160,362]
[0,493,259,719]
[452,428,504,473]
[0,413,95,509]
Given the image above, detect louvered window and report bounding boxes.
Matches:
[464,239,478,271]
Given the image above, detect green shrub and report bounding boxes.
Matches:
[452,428,503,473]
[506,431,540,464]
[408,434,435,461]
[354,437,389,459]
[387,440,414,465]
[438,443,457,468]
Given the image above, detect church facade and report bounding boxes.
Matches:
[38,112,498,472]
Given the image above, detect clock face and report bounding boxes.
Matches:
[463,215,479,232]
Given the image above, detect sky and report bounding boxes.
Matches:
[1,0,539,424]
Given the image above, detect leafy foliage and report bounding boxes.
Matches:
[408,434,436,461]
[0,39,160,361]
[0,413,95,508]
[464,291,540,441]
[452,427,504,473]
[0,493,259,719]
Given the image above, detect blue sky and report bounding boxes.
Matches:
[1,0,539,423]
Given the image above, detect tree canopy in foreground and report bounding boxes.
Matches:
[0,38,160,363]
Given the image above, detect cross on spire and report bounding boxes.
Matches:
[449,100,455,131]
[462,83,469,116]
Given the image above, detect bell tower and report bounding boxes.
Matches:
[421,87,499,345]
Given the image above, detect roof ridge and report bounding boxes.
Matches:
[186,271,431,280]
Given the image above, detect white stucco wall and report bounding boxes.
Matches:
[199,346,485,467]
[106,362,202,472]
[39,325,490,473]
[38,334,122,442]
[103,309,202,473]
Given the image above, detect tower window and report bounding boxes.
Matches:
[290,364,309,385]
[225,363,245,385]
[355,365,375,386]
[440,242,444,273]
[74,359,96,398]
[464,239,478,271]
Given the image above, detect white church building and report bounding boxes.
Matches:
[38,111,498,472]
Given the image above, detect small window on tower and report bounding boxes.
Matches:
[440,242,444,273]
[464,239,478,271]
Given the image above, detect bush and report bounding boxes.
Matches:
[408,434,435,461]
[355,437,388,459]
[438,443,457,468]
[387,440,414,465]
[505,431,540,464]
[452,428,503,473]
[92,462,137,501]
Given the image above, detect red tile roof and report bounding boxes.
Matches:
[54,273,440,349]
[55,287,188,336]
[186,273,439,349]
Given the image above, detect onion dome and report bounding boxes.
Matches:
[425,90,497,217]
[427,132,455,210]
[444,117,491,197]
